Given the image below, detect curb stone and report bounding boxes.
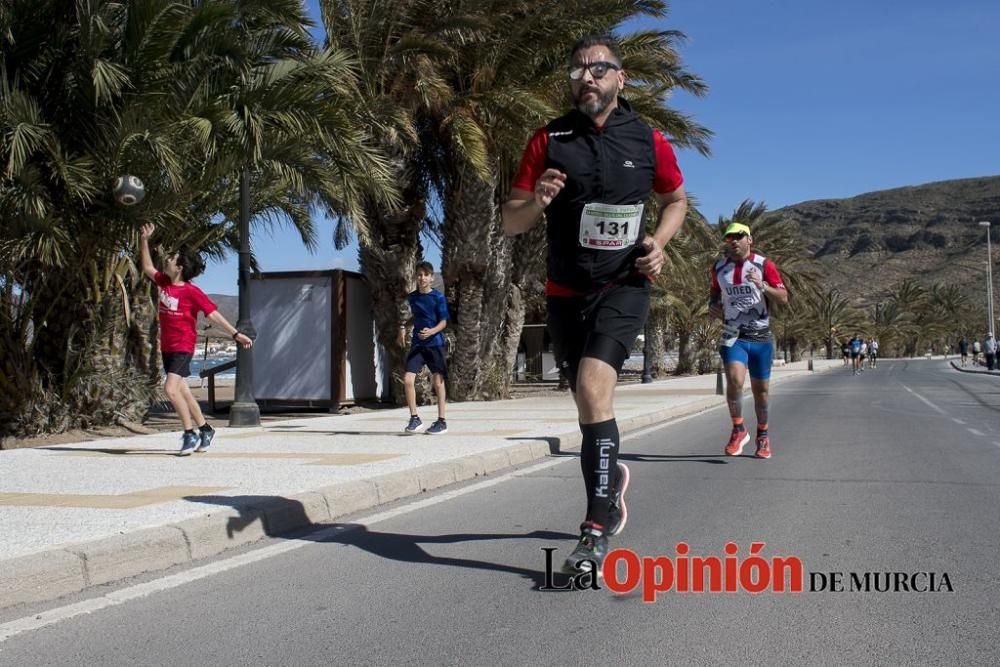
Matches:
[949,360,1000,376]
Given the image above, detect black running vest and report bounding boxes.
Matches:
[543,100,657,292]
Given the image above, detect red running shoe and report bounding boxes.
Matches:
[725,427,750,456]
[755,435,772,459]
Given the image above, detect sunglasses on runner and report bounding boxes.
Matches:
[725,232,749,241]
[569,61,621,81]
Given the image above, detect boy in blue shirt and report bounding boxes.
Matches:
[398,262,450,434]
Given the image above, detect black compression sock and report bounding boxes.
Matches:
[580,419,620,527]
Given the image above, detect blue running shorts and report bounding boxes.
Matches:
[719,339,774,380]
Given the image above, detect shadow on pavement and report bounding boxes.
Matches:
[506,436,570,456]
[184,494,579,591]
[619,453,728,464]
[257,429,413,437]
[39,446,181,457]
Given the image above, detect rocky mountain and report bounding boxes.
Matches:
[766,175,1000,307]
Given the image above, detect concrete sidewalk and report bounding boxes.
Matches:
[0,359,842,609]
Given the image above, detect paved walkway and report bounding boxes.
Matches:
[0,360,844,608]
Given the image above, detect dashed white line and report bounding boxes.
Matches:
[899,383,946,415]
[952,418,966,425]
[967,428,985,437]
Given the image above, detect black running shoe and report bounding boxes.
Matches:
[606,462,630,536]
[561,524,609,577]
[196,426,215,453]
[179,431,199,456]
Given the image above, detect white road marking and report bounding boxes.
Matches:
[952,418,966,425]
[0,406,718,642]
[967,428,985,437]
[899,383,946,415]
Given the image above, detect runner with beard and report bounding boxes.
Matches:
[503,34,687,577]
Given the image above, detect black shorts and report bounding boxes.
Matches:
[405,345,448,377]
[162,352,193,377]
[546,280,650,389]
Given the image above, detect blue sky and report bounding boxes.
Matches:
[198,0,1000,295]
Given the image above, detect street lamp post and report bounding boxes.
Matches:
[229,168,260,426]
[979,221,994,338]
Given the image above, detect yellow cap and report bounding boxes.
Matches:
[723,222,751,237]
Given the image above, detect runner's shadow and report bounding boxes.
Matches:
[506,436,574,456]
[618,453,728,464]
[184,494,578,591]
[314,523,578,590]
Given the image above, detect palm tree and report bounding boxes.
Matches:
[811,288,864,359]
[887,280,929,356]
[1,0,397,435]
[651,204,718,374]
[320,0,477,403]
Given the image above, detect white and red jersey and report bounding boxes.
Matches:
[711,252,785,341]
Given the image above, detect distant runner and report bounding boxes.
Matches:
[849,335,863,375]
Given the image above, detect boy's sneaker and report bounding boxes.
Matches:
[606,462,630,536]
[404,416,424,434]
[724,427,750,456]
[755,435,772,459]
[426,419,448,435]
[196,426,215,453]
[562,524,609,577]
[179,431,199,456]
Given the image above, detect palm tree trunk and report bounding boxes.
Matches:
[789,337,803,362]
[675,331,695,374]
[506,226,548,386]
[359,195,427,405]
[648,324,668,377]
[442,165,514,400]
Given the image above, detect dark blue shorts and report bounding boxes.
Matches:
[719,339,774,380]
[405,346,448,377]
[162,352,193,377]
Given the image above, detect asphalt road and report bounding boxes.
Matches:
[2,359,999,666]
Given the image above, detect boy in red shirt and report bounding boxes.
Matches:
[140,223,253,455]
